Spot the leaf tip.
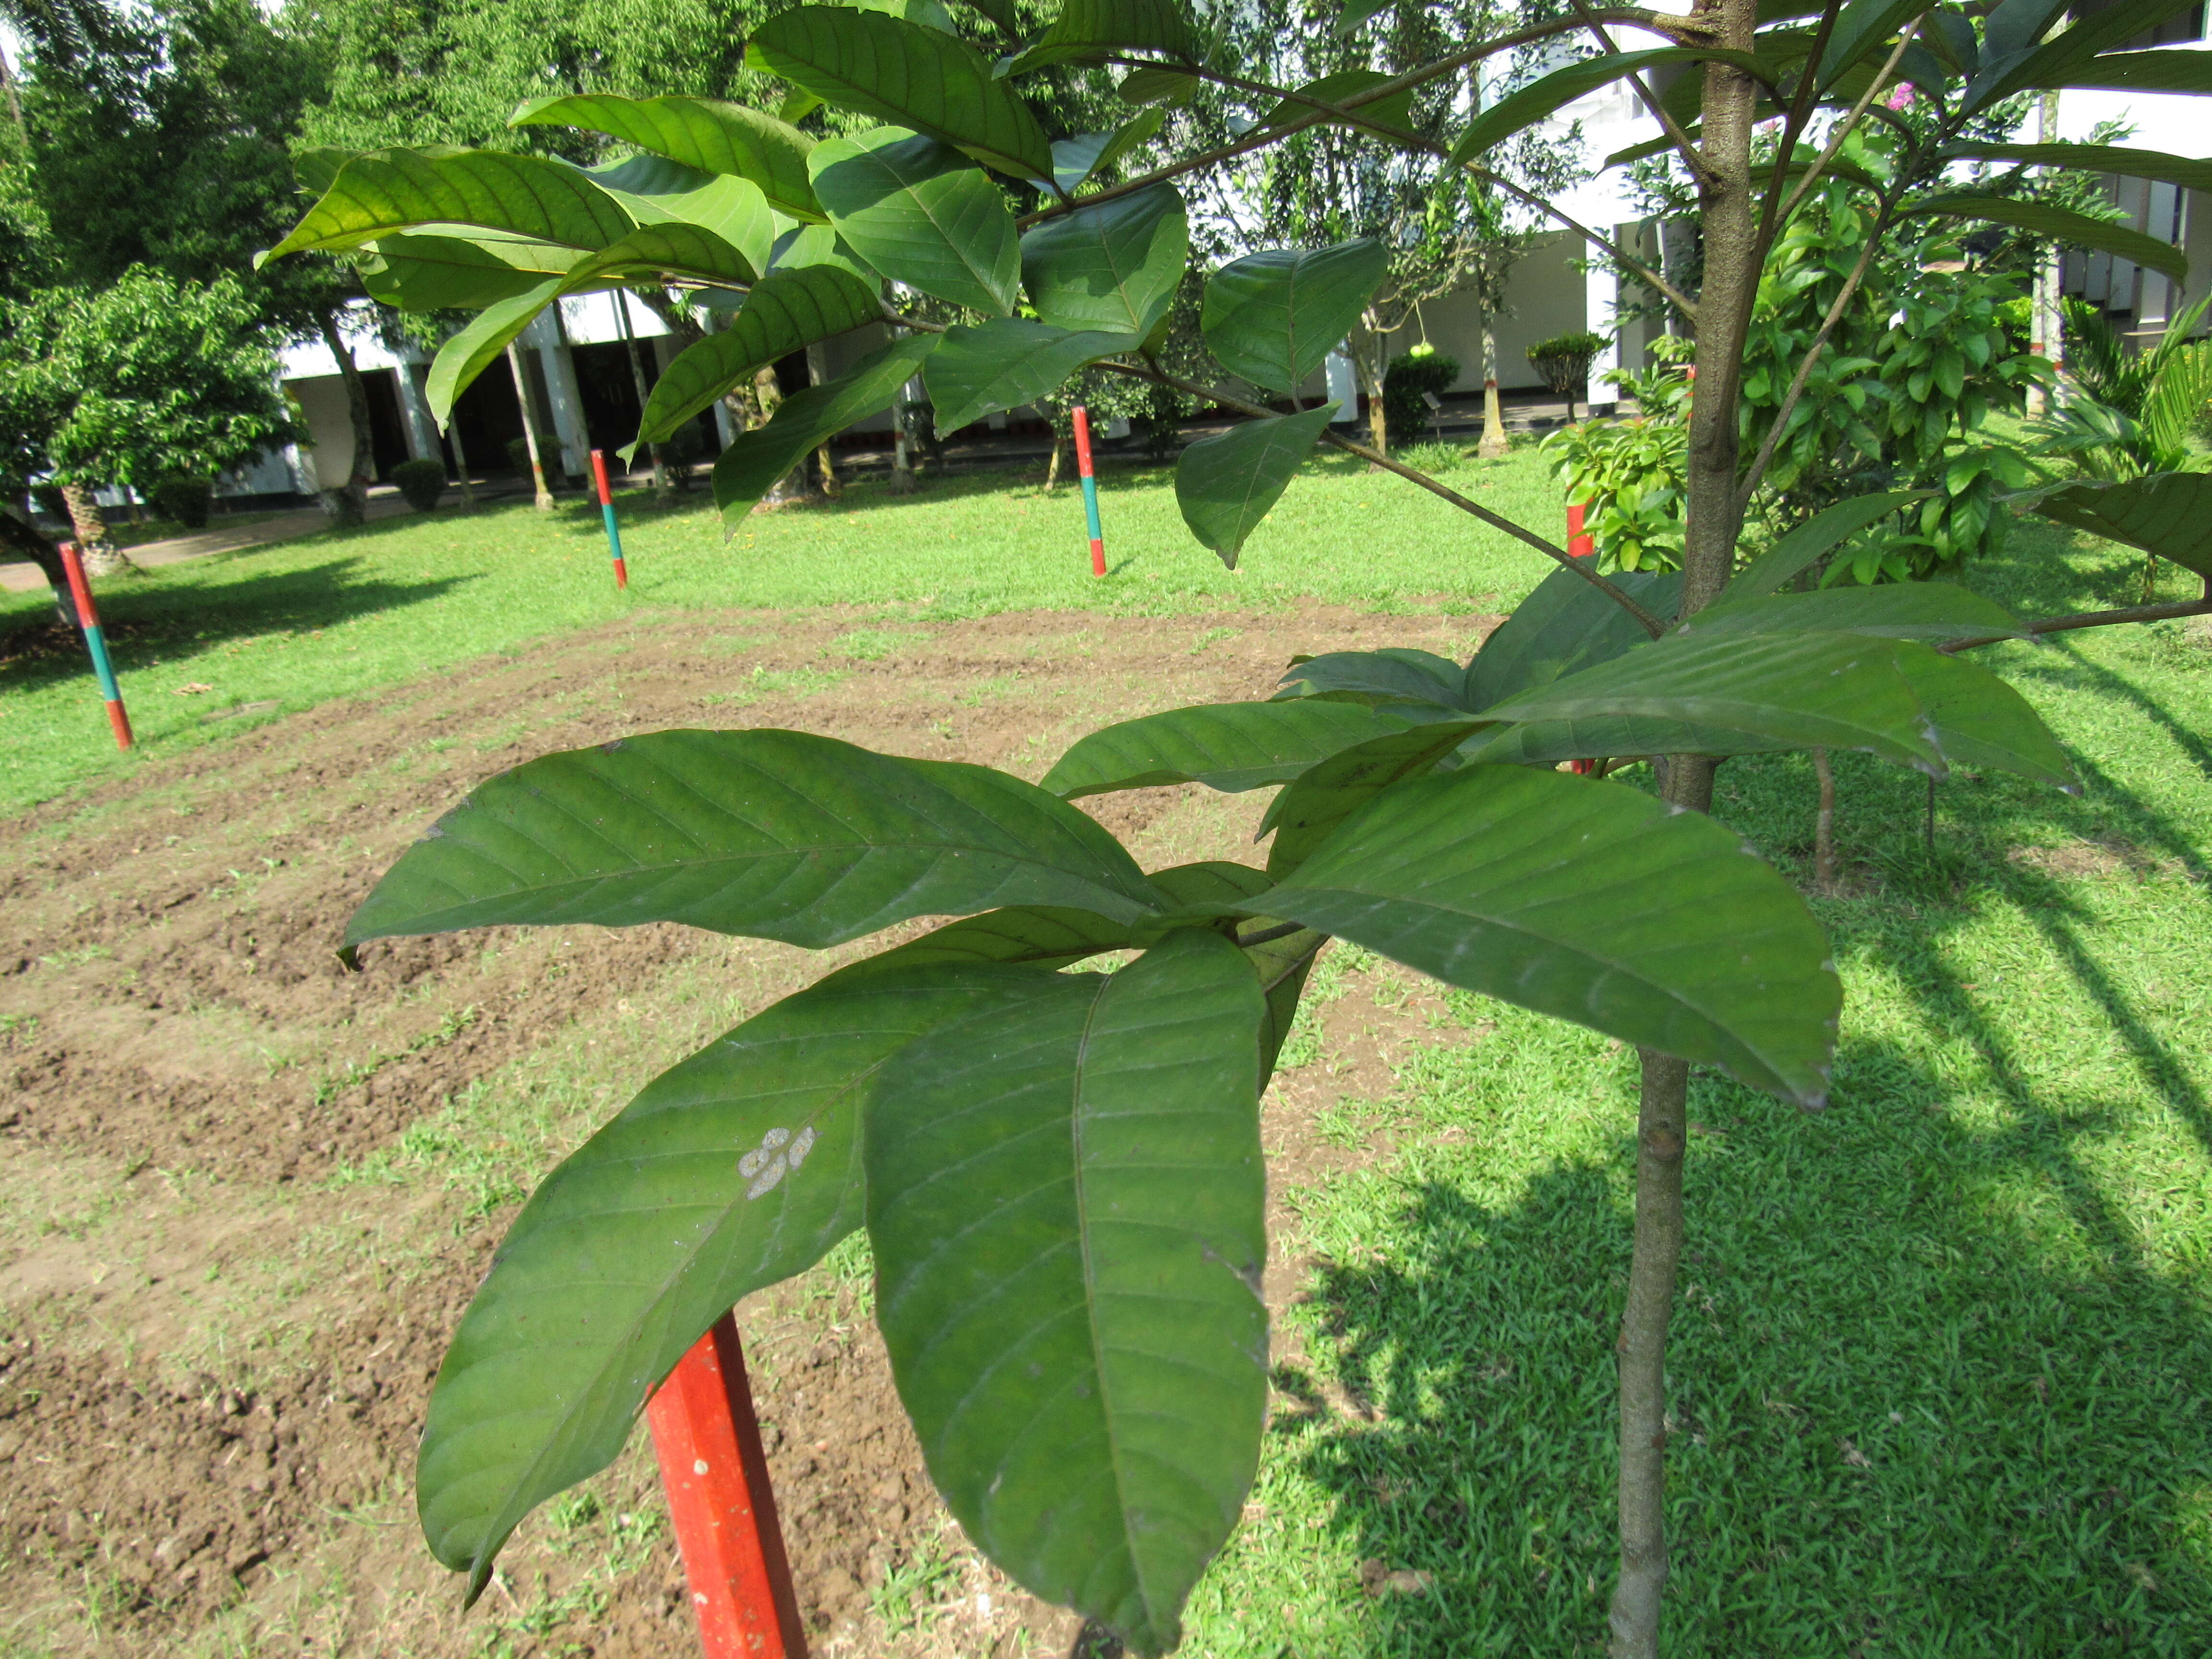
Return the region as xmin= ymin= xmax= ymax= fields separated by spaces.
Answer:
xmin=336 ymin=942 xmax=362 ymax=973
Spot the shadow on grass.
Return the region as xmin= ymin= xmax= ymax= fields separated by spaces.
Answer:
xmin=0 ymin=555 xmax=478 ymax=692
xmin=1274 ymin=1035 xmax=2212 ymax=1657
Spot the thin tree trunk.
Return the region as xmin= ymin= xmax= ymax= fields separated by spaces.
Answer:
xmin=0 ymin=503 xmax=81 ymax=625
xmin=1045 ymin=428 xmax=1067 ymax=489
xmin=0 ymin=41 xmax=24 ymax=140
xmin=1611 ymin=2 xmax=1758 ymax=1653
xmin=317 ymin=310 xmax=375 ymax=526
xmin=754 ymin=366 xmax=805 ymax=506
xmin=614 ymin=291 xmax=671 ymax=503
xmin=1812 ymin=747 xmax=1836 ymax=893
xmin=890 ymin=375 xmax=920 ymax=495
xmin=60 ymin=484 xmax=132 ymax=577
xmin=1479 ymin=317 xmax=1508 ymax=459
xmin=505 ymin=343 xmax=557 ymax=511
xmin=2028 ymin=90 xmax=2063 ymax=420
xmin=447 ymin=418 xmax=477 ymax=509
xmin=804 ymin=345 xmax=839 ymax=497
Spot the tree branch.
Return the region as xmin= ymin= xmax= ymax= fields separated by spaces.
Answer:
xmin=1748 ymin=0 xmax=1849 ymax=263
xmin=1939 ymin=581 xmax=2212 ymax=652
xmin=1566 ymin=0 xmax=1717 ymax=189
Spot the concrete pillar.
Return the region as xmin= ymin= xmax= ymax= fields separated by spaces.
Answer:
xmin=1325 ymin=346 xmax=1358 ymax=422
xmin=527 ymin=310 xmax=589 ymax=477
xmin=393 ymin=361 xmax=440 ymax=462
xmin=1586 ymin=241 xmax=1622 ymax=415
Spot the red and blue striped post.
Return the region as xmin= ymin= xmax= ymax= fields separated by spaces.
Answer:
xmin=60 ymin=542 xmax=133 ymax=751
xmin=647 ymin=1313 xmax=808 ymax=1659
xmin=1071 ymin=406 xmax=1106 ymax=577
xmin=590 ymin=449 xmax=628 ymax=589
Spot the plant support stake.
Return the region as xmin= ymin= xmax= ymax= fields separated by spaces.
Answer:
xmin=1072 ymin=405 xmax=1106 ymax=577
xmin=647 ymin=1313 xmax=808 ymax=1659
xmin=60 ymin=541 xmax=132 ymax=750
xmin=590 ymin=449 xmax=628 ymax=589
xmin=1568 ymin=501 xmax=1595 ymax=558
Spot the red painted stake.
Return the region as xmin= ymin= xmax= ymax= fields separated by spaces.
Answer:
xmin=648 ymin=1314 xmax=808 ymax=1659
xmin=60 ymin=542 xmax=133 ymax=750
xmin=590 ymin=450 xmax=629 ymax=589
xmin=1567 ymin=501 xmax=1596 ymax=559
xmin=1071 ymin=406 xmax=1106 ymax=577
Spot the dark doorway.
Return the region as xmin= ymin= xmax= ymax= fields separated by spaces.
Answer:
xmin=446 ymin=357 xmax=528 ymax=477
xmin=361 ymin=370 xmax=411 ymax=481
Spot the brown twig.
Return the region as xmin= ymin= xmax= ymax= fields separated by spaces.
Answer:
xmin=1938 ymin=582 xmax=2212 ymax=652
xmin=1566 ymin=0 xmax=1718 ymax=188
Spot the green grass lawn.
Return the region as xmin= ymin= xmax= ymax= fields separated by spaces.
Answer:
xmin=0 ymin=445 xmax=1559 ymax=812
xmin=9 ymin=439 xmax=2212 ymax=1652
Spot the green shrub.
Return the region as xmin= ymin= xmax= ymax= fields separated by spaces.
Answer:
xmin=151 ymin=474 xmax=213 ymax=529
xmin=393 ymin=457 xmax=448 ymax=512
xmin=1539 ymin=415 xmax=1686 ymax=573
xmin=1527 ymin=331 xmax=1611 ymax=411
xmin=1382 ymin=345 xmax=1459 ymax=444
xmin=505 ymin=436 xmax=532 ymax=474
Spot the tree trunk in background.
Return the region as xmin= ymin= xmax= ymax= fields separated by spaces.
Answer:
xmin=754 ymin=366 xmax=805 ymax=507
xmin=1 ymin=502 xmax=82 ymax=625
xmin=317 ymin=310 xmax=374 ymax=526
xmin=447 ymin=419 xmax=477 ymax=509
xmin=60 ymin=484 xmax=132 ymax=577
xmin=2028 ymin=90 xmax=2065 ymax=419
xmin=1610 ymin=2 xmax=1759 ymax=1654
xmin=614 ymin=292 xmax=671 ymax=503
xmin=1351 ymin=326 xmax=1389 ymax=458
xmin=1479 ymin=317 xmax=1509 ymax=458
xmin=505 ymin=343 xmax=557 ymax=511
xmin=804 ymin=345 xmax=839 ymax=498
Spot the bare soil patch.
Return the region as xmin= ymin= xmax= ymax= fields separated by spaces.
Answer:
xmin=0 ymin=601 xmax=1496 ymax=1656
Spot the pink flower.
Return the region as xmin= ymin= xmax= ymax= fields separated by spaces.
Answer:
xmin=1885 ymin=83 xmax=1916 ymax=110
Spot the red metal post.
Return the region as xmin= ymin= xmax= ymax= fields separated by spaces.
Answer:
xmin=647 ymin=1314 xmax=808 ymax=1659
xmin=60 ymin=542 xmax=133 ymax=750
xmin=1071 ymin=406 xmax=1106 ymax=577
xmin=1567 ymin=502 xmax=1595 ymax=559
xmin=590 ymin=449 xmax=629 ymax=589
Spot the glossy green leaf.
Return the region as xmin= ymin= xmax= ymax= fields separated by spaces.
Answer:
xmin=1723 ymin=490 xmax=1923 ymax=600
xmin=712 ymin=334 xmax=940 ymax=523
xmin=1021 ymin=183 xmax=1187 ymax=335
xmin=1045 ymin=132 xmax=1118 ymax=196
xmin=261 ymin=147 xmax=635 ymax=263
xmin=1274 ymin=646 xmax=1473 ymax=709
xmin=632 ymin=265 xmax=886 ymax=451
xmin=921 ymin=317 xmax=1140 ymax=435
xmin=748 ymin=6 xmax=1055 ymax=181
xmin=855 ymin=0 xmax=960 ymax=28
xmin=1462 ymin=633 xmax=2074 ymax=785
xmin=1816 ymin=0 xmax=1939 ymax=89
xmin=2029 ymin=471 xmax=2212 ymax=577
xmin=868 ymin=927 xmax=1267 ymax=1657
xmin=1945 ymin=142 xmax=2212 ymax=197
xmin=809 ymin=128 xmax=1019 ymax=313
xmin=1261 ymin=721 xmax=1477 ymax=878
xmin=1174 ymin=403 xmax=1337 ymax=569
xmin=360 ymin=232 xmax=578 ymax=311
xmin=1255 ymin=69 xmax=1415 ymax=140
xmin=424 ymin=279 xmax=563 ymax=426
xmin=1202 ymin=239 xmax=1387 ymax=396
xmin=1905 ymin=195 xmax=2187 ymax=284
xmin=1118 ymin=64 xmax=1198 ymax=105
xmin=2040 ymin=47 xmax=2212 ymax=94
xmin=1044 ymin=697 xmax=1446 ymax=799
xmin=1673 ymin=582 xmax=2027 ymax=643
xmin=292 ymin=145 xmax=355 ymax=196
xmin=1009 ymin=0 xmax=1196 ymax=73
xmin=340 ymin=724 xmax=1165 ymax=962
xmin=417 ymin=961 xmax=1053 ymax=1596
xmin=767 ymin=221 xmax=881 ymax=281
xmin=1087 ymin=106 xmax=1165 ymax=183
xmin=580 ymin=156 xmax=780 ymax=276
xmin=514 ymin=93 xmax=824 ymax=222
xmin=1242 ymin=765 xmax=1841 ymax=1105
xmin=1463 ymin=566 xmax=1679 ymax=711
xmin=1965 ymin=0 xmax=2193 ymax=107
xmin=1451 ymin=49 xmax=1684 ymax=165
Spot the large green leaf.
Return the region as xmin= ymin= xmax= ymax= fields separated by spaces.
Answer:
xmin=1450 ymin=49 xmax=1685 ymax=165
xmin=1261 ymin=721 xmax=1477 ymax=878
xmin=1242 ymin=766 xmax=1841 ymax=1105
xmin=712 ymin=333 xmax=940 ymax=523
xmin=632 ymin=265 xmax=887 ymax=451
xmin=1202 ymin=239 xmax=1387 ymax=396
xmin=1462 ymin=632 xmax=2075 ymax=785
xmin=579 ymin=156 xmax=781 ymax=276
xmin=423 ymin=224 xmax=759 ymax=421
xmin=766 ymin=220 xmax=880 ymax=281
xmin=359 ymin=232 xmax=579 ymax=311
xmin=1905 ymin=194 xmax=2187 ymax=284
xmin=424 ymin=279 xmax=564 ymax=426
xmin=921 ymin=317 xmax=1139 ymax=435
xmin=1672 ymin=582 xmax=2027 ymax=643
xmin=1175 ymin=403 xmax=1338 ymax=569
xmin=1724 ymin=490 xmax=1923 ymax=599
xmin=748 ymin=6 xmax=1055 ymax=181
xmin=809 ymin=127 xmax=1019 ymax=313
xmin=261 ymin=147 xmax=635 ymax=262
xmin=416 ymin=961 xmax=1054 ymax=1596
xmin=1274 ymin=646 xmax=1473 ymax=709
xmin=1009 ymin=0 xmax=1196 ymax=73
xmin=514 ymin=93 xmax=824 ymax=223
xmin=868 ymin=927 xmax=1267 ymax=1656
xmin=340 ymin=725 xmax=1165 ymax=962
xmin=1020 ymin=183 xmax=1188 ymax=335
xmin=1945 ymin=142 xmax=2212 ymax=197
xmin=1463 ymin=566 xmax=1680 ymax=711
xmin=2040 ymin=47 xmax=2212 ymax=94
xmin=2029 ymin=471 xmax=2212 ymax=577
xmin=1815 ymin=0 xmax=1940 ymax=89
xmin=1966 ymin=0 xmax=2196 ymax=107
xmin=1044 ymin=698 xmax=1447 ymax=798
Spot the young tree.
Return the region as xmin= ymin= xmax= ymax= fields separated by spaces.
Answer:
xmin=259 ymin=4 xmax=2212 ymax=1657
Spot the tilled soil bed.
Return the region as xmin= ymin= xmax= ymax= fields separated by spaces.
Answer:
xmin=0 ymin=602 xmax=1493 ymax=1657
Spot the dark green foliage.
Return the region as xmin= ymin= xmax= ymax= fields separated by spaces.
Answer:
xmin=392 ymin=457 xmax=448 ymax=511
xmin=150 ymin=473 xmax=213 ymax=528
xmin=1382 ymin=346 xmax=1458 ymax=444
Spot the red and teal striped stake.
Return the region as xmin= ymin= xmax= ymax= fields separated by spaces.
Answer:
xmin=1071 ymin=405 xmax=1105 ymax=577
xmin=60 ymin=541 xmax=133 ymax=751
xmin=590 ymin=449 xmax=628 ymax=589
